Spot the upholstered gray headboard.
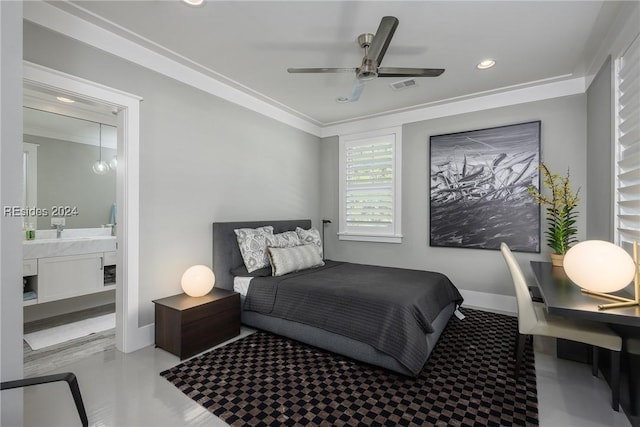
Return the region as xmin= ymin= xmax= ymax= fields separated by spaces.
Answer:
xmin=212 ymin=219 xmax=312 ymax=291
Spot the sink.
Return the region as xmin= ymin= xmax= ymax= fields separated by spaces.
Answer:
xmin=23 ymin=236 xmax=116 ymax=259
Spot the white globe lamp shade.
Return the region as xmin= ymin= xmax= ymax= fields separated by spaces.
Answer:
xmin=563 ymin=240 xmax=635 ymax=293
xmin=181 ymin=265 xmax=215 ymax=297
xmin=92 ymin=160 xmax=109 ymax=175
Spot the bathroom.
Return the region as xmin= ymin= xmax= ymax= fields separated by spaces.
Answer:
xmin=22 ymin=84 xmax=119 ymax=375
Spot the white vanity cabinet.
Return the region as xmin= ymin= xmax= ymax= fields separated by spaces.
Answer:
xmin=37 ymin=253 xmax=105 ymax=303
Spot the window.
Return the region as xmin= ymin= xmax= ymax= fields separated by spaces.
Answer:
xmin=615 ymin=34 xmax=640 ymax=252
xmin=338 ymin=127 xmax=402 ymax=243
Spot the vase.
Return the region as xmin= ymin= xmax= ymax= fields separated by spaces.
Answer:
xmin=550 ymin=253 xmax=564 ymax=267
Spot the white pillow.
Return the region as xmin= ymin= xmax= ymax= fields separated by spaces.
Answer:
xmin=272 ymin=231 xmax=301 ymax=248
xmin=296 ymin=227 xmax=323 ymax=258
xmin=234 ymin=226 xmax=274 ymax=273
xmin=267 ymin=244 xmax=324 ymax=277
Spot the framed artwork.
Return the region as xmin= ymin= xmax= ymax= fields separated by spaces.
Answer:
xmin=429 ymin=121 xmax=541 ymax=252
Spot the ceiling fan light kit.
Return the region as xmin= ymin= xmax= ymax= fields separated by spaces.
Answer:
xmin=288 ymin=16 xmax=444 ymax=102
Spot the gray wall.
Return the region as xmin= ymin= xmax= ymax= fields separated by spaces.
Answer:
xmin=321 ymin=95 xmax=587 ymax=297
xmin=24 ymin=22 xmax=321 ymax=326
xmin=1 ymin=1 xmax=24 ymax=423
xmin=586 ymin=57 xmax=613 ymax=241
xmin=23 ymin=135 xmax=117 ymax=230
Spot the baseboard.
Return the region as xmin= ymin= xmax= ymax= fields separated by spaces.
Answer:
xmin=459 ymin=289 xmax=517 ymax=316
xmin=118 ymin=323 xmax=154 ymax=353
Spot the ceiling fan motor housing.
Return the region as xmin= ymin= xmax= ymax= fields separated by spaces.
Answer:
xmin=357 ymin=58 xmax=378 ymax=81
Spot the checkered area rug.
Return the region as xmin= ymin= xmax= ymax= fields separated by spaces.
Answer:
xmin=160 ymin=308 xmax=538 ymax=426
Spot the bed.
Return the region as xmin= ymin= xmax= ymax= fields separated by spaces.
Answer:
xmin=212 ymin=219 xmax=463 ymax=376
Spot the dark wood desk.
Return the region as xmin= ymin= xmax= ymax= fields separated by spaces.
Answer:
xmin=530 ymin=261 xmax=640 ymax=327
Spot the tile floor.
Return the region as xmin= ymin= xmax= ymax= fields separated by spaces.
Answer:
xmin=21 ymin=327 xmax=633 ymax=427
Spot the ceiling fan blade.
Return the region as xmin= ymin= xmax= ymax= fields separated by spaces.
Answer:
xmin=378 ymin=67 xmax=445 ymax=77
xmin=366 ymin=16 xmax=399 ymax=65
xmin=287 ymin=67 xmax=355 ymax=74
xmin=348 ymin=81 xmax=365 ymax=102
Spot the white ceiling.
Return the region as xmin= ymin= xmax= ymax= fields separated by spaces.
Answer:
xmin=50 ymin=1 xmax=624 ymax=126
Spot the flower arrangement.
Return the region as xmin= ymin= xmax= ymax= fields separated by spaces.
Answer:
xmin=528 ymin=164 xmax=580 ymax=255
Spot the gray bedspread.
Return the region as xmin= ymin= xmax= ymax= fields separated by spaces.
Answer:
xmin=243 ymin=261 xmax=463 ymax=375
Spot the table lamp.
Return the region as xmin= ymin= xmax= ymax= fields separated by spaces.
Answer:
xmin=181 ymin=265 xmax=215 ymax=297
xmin=563 ymin=240 xmax=639 ymax=310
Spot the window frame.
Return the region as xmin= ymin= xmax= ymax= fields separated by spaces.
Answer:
xmin=338 ymin=126 xmax=403 ymax=243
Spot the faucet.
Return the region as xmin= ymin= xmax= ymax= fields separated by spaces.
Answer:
xmin=54 ymin=223 xmax=64 ymax=239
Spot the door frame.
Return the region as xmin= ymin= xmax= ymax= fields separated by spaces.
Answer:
xmin=23 ymin=61 xmax=146 ymax=352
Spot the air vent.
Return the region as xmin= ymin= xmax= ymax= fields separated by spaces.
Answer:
xmin=390 ymin=78 xmax=418 ymax=91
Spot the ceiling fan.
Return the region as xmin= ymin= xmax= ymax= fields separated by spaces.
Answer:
xmin=287 ymin=16 xmax=445 ymax=102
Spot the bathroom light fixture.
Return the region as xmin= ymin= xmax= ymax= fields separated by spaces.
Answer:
xmin=92 ymin=123 xmax=109 ymax=175
xmin=563 ymin=240 xmax=639 ymax=310
xmin=476 ymin=59 xmax=496 ymax=70
xmin=181 ymin=265 xmax=215 ymax=297
xmin=56 ymin=96 xmax=75 ymax=104
xmin=109 ymin=156 xmax=118 ymax=170
xmin=182 ymin=0 xmax=205 ymax=6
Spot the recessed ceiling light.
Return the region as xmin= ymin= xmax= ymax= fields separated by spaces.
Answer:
xmin=336 ymin=96 xmax=350 ymax=104
xmin=182 ymin=0 xmax=205 ymax=6
xmin=477 ymin=59 xmax=496 ymax=70
xmin=56 ymin=96 xmax=75 ymax=103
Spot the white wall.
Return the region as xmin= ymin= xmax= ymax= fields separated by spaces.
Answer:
xmin=23 ymin=22 xmax=321 ymax=326
xmin=586 ymin=57 xmax=613 ymax=241
xmin=0 ymin=1 xmax=24 ymax=424
xmin=321 ymin=95 xmax=587 ymax=298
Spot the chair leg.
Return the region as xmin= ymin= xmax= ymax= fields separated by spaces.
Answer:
xmin=515 ymin=333 xmax=528 ymax=377
xmin=592 ymin=346 xmax=599 ymax=377
xmin=611 ymin=350 xmax=620 ymax=412
xmin=1 ymin=372 xmax=88 ymax=427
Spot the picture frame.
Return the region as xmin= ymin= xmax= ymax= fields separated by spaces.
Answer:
xmin=429 ymin=121 xmax=541 ymax=252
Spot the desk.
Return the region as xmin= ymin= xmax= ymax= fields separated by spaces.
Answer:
xmin=531 ymin=261 xmax=640 ymax=426
xmin=530 ymin=261 xmax=640 ymax=327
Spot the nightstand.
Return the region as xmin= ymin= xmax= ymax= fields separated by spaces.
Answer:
xmin=153 ymin=288 xmax=240 ymax=359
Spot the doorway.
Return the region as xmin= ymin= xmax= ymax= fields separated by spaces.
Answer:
xmin=23 ymin=62 xmax=143 ymax=354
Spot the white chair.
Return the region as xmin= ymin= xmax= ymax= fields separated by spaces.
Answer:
xmin=500 ymin=242 xmax=622 ymax=411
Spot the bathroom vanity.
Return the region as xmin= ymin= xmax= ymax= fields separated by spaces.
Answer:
xmin=23 ymin=228 xmax=117 ymax=306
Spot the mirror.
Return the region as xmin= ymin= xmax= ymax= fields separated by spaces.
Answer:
xmin=23 ymin=87 xmax=118 ymax=230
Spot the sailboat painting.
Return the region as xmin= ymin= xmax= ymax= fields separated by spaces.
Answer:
xmin=429 ymin=121 xmax=541 ymax=252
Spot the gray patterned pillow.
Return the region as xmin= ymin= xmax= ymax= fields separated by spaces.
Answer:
xmin=267 ymin=244 xmax=324 ymax=277
xmin=296 ymin=227 xmax=323 ymax=258
xmin=272 ymin=231 xmax=301 ymax=248
xmin=234 ymin=226 xmax=275 ymax=272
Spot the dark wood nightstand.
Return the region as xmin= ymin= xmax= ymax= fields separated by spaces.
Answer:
xmin=153 ymin=288 xmax=240 ymax=359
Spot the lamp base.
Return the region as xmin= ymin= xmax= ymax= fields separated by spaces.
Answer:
xmin=581 ymin=289 xmax=640 ymax=310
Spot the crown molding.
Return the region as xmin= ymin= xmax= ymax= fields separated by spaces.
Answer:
xmin=584 ymin=1 xmax=640 ymax=90
xmin=320 ymin=76 xmax=585 ymax=137
xmin=23 ymin=1 xmax=323 ymax=137
xmin=25 ymin=1 xmax=591 ymax=140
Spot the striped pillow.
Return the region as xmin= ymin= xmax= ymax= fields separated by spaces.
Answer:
xmin=267 ymin=244 xmax=324 ymax=277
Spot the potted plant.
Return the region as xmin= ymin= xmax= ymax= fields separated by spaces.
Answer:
xmin=528 ymin=164 xmax=580 ymax=266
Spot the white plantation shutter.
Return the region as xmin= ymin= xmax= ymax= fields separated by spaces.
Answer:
xmin=616 ymin=34 xmax=640 ymax=252
xmin=339 ymin=127 xmax=402 ymax=243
